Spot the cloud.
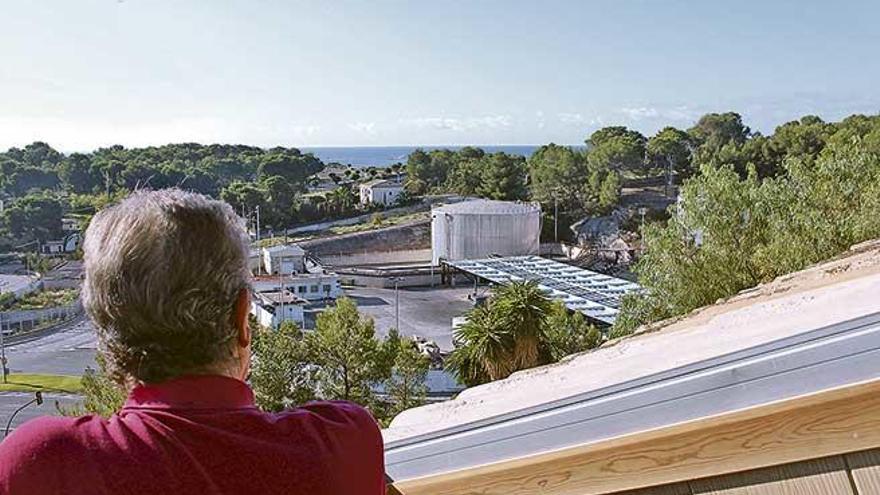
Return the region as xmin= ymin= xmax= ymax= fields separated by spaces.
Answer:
xmin=619 ymin=107 xmax=660 ymax=121
xmin=558 ymin=113 xmax=602 ymax=126
xmin=619 ymin=106 xmax=701 ymax=123
xmin=400 ymin=115 xmax=512 ymax=132
xmin=347 ymin=122 xmax=377 ymax=134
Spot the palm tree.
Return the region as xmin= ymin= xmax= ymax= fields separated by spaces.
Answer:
xmin=492 ymin=281 xmax=554 ymax=371
xmin=447 ymin=281 xmax=553 ymax=385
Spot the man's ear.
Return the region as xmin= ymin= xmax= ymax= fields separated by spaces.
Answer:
xmin=234 ymin=288 xmax=251 ymax=349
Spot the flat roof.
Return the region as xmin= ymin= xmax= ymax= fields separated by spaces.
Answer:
xmin=262 ymin=244 xmax=306 ymax=255
xmin=447 ymin=255 xmax=641 ymax=324
xmin=432 ymin=199 xmax=540 ymax=215
xmin=254 ymin=290 xmax=306 ymax=305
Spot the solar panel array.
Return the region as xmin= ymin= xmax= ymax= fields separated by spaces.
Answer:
xmin=448 ymin=255 xmax=642 ymax=325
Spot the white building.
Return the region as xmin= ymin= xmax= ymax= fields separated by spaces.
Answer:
xmin=359 ymin=179 xmax=405 ymax=207
xmin=431 ymin=199 xmax=541 ymax=265
xmin=250 ymin=290 xmax=306 ymax=329
xmin=253 ymin=273 xmax=342 ymax=301
xmin=262 ymin=244 xmax=306 ymax=275
xmin=40 ymin=233 xmax=81 ymax=255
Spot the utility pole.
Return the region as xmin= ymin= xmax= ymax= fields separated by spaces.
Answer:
xmin=255 ymin=205 xmax=261 ymax=242
xmin=0 ymin=312 xmax=7 ymax=383
xmin=393 ymin=277 xmax=401 ymax=331
xmin=554 ymin=195 xmax=559 ymax=243
xmin=278 ymin=267 xmax=284 ymax=329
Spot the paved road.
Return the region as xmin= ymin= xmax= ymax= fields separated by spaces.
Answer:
xmin=341 ymin=286 xmax=475 ymax=351
xmin=0 ymin=285 xmax=470 ymax=434
xmin=4 ymin=317 xmax=97 ymax=376
xmin=1 ymin=318 xmax=97 ymax=435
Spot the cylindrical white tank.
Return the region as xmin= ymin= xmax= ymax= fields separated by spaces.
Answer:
xmin=431 ymin=199 xmax=542 ymax=265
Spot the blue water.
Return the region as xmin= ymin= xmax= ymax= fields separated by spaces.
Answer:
xmin=300 ymin=145 xmax=567 ymax=168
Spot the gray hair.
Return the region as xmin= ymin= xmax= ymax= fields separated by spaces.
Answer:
xmin=82 ymin=189 xmax=251 ymax=385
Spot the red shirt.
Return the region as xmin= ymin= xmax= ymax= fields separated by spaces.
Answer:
xmin=0 ymin=375 xmax=385 ymax=495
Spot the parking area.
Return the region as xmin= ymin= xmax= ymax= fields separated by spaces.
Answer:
xmin=305 ymin=285 xmax=476 ymax=351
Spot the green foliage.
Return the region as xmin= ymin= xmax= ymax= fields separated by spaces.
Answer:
xmin=476 ymin=152 xmax=528 ymax=201
xmin=647 ymin=127 xmax=694 ymax=177
xmin=305 ymin=297 xmax=385 ymax=407
xmin=383 ymin=337 xmax=430 ymax=419
xmin=57 ymin=355 xmax=126 ymax=417
xmin=614 ymin=124 xmax=880 ymax=335
xmin=1 ymin=192 xmax=64 ymax=244
xmin=544 ymin=302 xmax=602 ymax=361
xmin=448 ymin=282 xmax=599 ymax=385
xmin=9 ymin=288 xmax=78 ymax=310
xmin=587 ymin=126 xmax=648 ymax=176
xmin=250 ymin=321 xmax=316 ymax=412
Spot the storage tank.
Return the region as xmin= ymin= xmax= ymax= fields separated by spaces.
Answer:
xmin=431 ymin=199 xmax=541 ymax=265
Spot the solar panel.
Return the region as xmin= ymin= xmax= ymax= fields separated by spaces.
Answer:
xmin=447 ymin=255 xmax=642 ymax=325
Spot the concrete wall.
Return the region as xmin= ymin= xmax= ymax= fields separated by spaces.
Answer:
xmin=319 ymin=249 xmax=432 ymax=268
xmin=304 ymin=222 xmax=431 ymax=263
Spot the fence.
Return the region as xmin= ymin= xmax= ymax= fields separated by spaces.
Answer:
xmin=0 ymin=300 xmax=83 ymax=336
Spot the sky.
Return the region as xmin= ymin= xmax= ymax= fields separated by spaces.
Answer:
xmin=1 ymin=0 xmax=878 ymax=150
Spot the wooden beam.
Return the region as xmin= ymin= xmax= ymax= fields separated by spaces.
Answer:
xmin=394 ymin=379 xmax=880 ymax=495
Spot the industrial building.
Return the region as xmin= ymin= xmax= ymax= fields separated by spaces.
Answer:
xmin=253 ymin=273 xmax=342 ymax=301
xmin=431 ymin=199 xmax=541 ymax=265
xmin=446 ymin=255 xmax=641 ymax=325
xmin=261 ymin=244 xmax=306 ymax=275
xmin=249 ymin=289 xmax=306 ymax=328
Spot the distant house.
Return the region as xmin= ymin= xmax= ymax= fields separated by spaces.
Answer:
xmin=250 ymin=289 xmax=306 ymax=329
xmin=262 ymin=244 xmax=306 ymax=275
xmin=359 ymin=179 xmax=404 ymax=207
xmin=61 ymin=218 xmax=80 ymax=232
xmin=40 ymin=233 xmax=81 ymax=255
xmin=253 ymin=272 xmax=342 ymax=301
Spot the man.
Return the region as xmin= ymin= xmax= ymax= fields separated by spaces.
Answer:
xmin=0 ymin=190 xmax=385 ymax=495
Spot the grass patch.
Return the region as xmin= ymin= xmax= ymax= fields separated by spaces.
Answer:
xmin=9 ymin=289 xmax=79 ymax=310
xmin=329 ymin=211 xmax=428 ymax=235
xmin=0 ymin=374 xmax=83 ymax=394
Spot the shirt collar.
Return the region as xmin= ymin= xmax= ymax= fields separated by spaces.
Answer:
xmin=123 ymin=374 xmax=256 ymax=410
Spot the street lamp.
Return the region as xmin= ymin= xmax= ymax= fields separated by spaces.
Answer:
xmin=4 ymin=392 xmax=43 ymax=438
xmin=391 ymin=277 xmax=402 ymax=331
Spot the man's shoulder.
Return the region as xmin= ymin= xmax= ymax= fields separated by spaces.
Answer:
xmin=0 ymin=414 xmax=103 ymax=488
xmin=281 ymin=400 xmax=382 ymax=444
xmin=292 ymin=400 xmax=379 ymax=431
xmin=1 ymin=414 xmax=103 ymax=459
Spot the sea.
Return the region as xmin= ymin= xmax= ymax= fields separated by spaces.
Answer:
xmin=300 ymin=145 xmax=558 ymax=168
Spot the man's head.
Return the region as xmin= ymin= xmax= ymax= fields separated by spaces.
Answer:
xmin=82 ymin=189 xmax=252 ymax=387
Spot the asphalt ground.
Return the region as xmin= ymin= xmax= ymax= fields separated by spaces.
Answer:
xmin=0 ymin=284 xmax=473 ymax=434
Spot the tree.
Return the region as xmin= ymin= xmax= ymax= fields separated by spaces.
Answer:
xmin=688 ymin=112 xmax=751 ymax=149
xmin=447 ymin=281 xmax=553 ymax=385
xmin=586 ymin=126 xmax=647 ymax=175
xmin=544 ymin=302 xmax=602 ymax=361
xmin=250 ymin=321 xmax=315 ymax=411
xmin=597 ymin=172 xmax=621 ymax=210
xmin=383 ymin=337 xmax=430 ymax=418
xmin=445 ymin=158 xmax=484 ymax=196
xmin=614 ymin=129 xmax=880 ymax=335
xmin=306 ymin=297 xmax=384 ymax=406
xmin=1 ymin=192 xmax=65 ymax=243
xmin=647 ymin=127 xmax=694 ymax=179
xmin=59 ymin=153 xmax=101 ymax=194
xmin=477 ymin=152 xmax=528 ymax=201
xmin=56 ymin=354 xmax=125 ymax=417
xmin=528 ymin=144 xmax=588 ymax=211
